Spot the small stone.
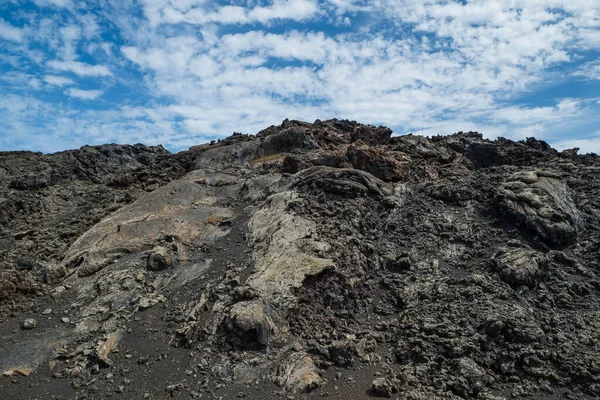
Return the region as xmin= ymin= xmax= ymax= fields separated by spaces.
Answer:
xmin=372 ymin=377 xmax=397 ymax=398
xmin=146 ymin=246 xmax=175 ymax=271
xmin=21 ymin=318 xmax=37 ymax=330
xmin=42 ymin=309 xmax=52 ymax=315
xmin=138 ymin=295 xmax=165 ymax=310
xmin=61 ymin=317 xmax=70 ymax=324
xmin=138 ymin=298 xmax=155 ymax=309
xmin=137 ymin=356 xmax=149 ymax=365
xmin=13 ymin=367 xmax=32 ymax=376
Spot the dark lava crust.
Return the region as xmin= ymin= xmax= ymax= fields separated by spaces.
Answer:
xmin=1 ymin=119 xmax=600 ymax=400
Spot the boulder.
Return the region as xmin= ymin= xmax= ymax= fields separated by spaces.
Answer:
xmin=275 ymin=352 xmax=322 ymax=393
xmin=347 ymin=146 xmax=403 ymax=182
xmin=498 ymin=170 xmax=580 ymax=244
xmin=492 ymin=246 xmax=548 ymax=288
xmin=350 ymin=125 xmax=393 ymax=145
xmin=292 ymin=166 xmax=393 ymax=198
xmin=224 ymin=301 xmax=279 ymax=348
xmin=146 ymin=246 xmax=175 ymax=271
xmin=254 ymin=127 xmax=319 ymax=159
xmin=372 ymin=377 xmax=399 ymax=398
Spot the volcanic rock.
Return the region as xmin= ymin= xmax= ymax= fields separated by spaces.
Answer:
xmin=21 ymin=318 xmax=37 ymax=330
xmin=1 ymin=119 xmax=599 ymax=400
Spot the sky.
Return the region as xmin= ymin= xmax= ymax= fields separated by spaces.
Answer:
xmin=1 ymin=0 xmax=600 ymax=154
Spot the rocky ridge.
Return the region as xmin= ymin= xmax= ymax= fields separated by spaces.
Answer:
xmin=0 ymin=119 xmax=599 ymax=399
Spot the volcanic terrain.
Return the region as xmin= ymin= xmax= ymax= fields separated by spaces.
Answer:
xmin=1 ymin=119 xmax=599 ymax=399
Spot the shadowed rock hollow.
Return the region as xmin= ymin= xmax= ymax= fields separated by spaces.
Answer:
xmin=1 ymin=119 xmax=599 ymax=399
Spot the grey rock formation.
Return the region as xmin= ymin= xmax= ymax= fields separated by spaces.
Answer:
xmin=498 ymin=169 xmax=581 ymax=244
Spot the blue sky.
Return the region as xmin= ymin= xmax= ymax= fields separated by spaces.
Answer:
xmin=1 ymin=0 xmax=600 ymax=154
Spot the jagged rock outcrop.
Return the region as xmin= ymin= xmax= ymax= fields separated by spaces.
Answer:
xmin=1 ymin=119 xmax=600 ymax=400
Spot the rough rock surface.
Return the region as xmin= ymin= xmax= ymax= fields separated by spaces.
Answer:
xmin=1 ymin=119 xmax=600 ymax=400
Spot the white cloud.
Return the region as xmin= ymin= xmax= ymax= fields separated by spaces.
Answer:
xmin=48 ymin=60 xmax=112 ymax=76
xmin=144 ymin=0 xmax=319 ymax=26
xmin=576 ymin=60 xmax=600 ymax=80
xmin=65 ymin=88 xmax=103 ymax=100
xmin=28 ymin=78 xmax=42 ymax=90
xmin=0 ymin=19 xmax=24 ymax=42
xmin=219 ymin=30 xmax=337 ymax=64
xmin=2 ymin=1 xmax=600 ymax=153
xmin=34 ymin=0 xmax=72 ymax=8
xmin=552 ymin=136 xmax=600 ymax=154
xmin=101 ymin=0 xmax=600 ymax=152
xmin=246 ymin=0 xmax=318 ymax=24
xmin=43 ymin=75 xmax=75 ymax=86
xmin=492 ymin=100 xmax=582 ymax=125
xmin=58 ymin=25 xmax=82 ymax=60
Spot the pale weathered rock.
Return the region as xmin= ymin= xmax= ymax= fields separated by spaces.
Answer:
xmin=224 ymin=300 xmax=280 ymax=347
xmin=247 ymin=190 xmax=334 ymax=297
xmin=492 ymin=246 xmax=547 ymax=288
xmin=372 ymin=377 xmax=398 ymax=398
xmin=21 ymin=318 xmax=37 ymax=330
xmin=509 ymin=170 xmax=539 ymax=184
xmin=63 ymin=171 xmax=234 ymax=278
xmin=96 ymin=330 xmax=124 ymax=366
xmin=498 ymin=171 xmax=580 ymax=244
xmin=138 ymin=294 xmax=166 ymax=310
xmin=275 ymin=352 xmax=322 ymax=393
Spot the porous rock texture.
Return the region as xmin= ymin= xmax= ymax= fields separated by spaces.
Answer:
xmin=1 ymin=119 xmax=600 ymax=399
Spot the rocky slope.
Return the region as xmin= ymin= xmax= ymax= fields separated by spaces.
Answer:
xmin=1 ymin=119 xmax=599 ymax=400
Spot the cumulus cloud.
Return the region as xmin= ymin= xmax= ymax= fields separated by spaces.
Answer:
xmin=65 ymin=88 xmax=103 ymax=100
xmin=493 ymin=100 xmax=583 ymax=125
xmin=43 ymin=75 xmax=75 ymax=86
xmin=576 ymin=60 xmax=600 ymax=80
xmin=28 ymin=78 xmax=42 ymax=90
xmin=33 ymin=0 xmax=72 ymax=8
xmin=48 ymin=60 xmax=112 ymax=77
xmin=0 ymin=19 xmax=24 ymax=42
xmin=553 ymin=132 xmax=600 ymax=154
xmin=143 ymin=0 xmax=319 ymax=26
